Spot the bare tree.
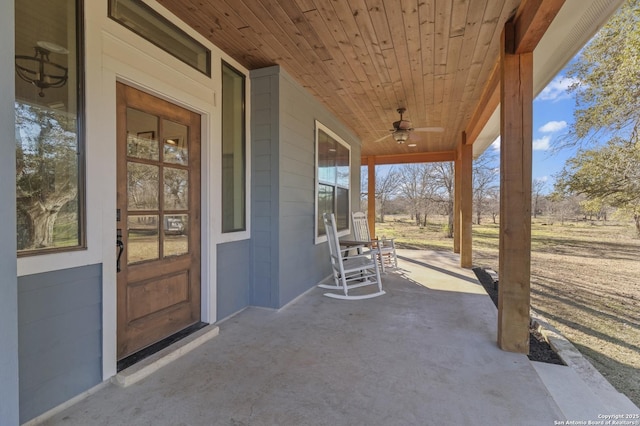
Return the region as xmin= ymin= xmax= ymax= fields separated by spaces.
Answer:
xmin=532 ymin=178 xmax=547 ymax=218
xmin=359 ymin=166 xmax=401 ymax=222
xmin=376 ymin=167 xmax=399 ymax=223
xmin=487 ymin=189 xmax=500 ymax=224
xmin=473 ymin=152 xmax=499 ymax=225
xmin=397 ymin=163 xmax=436 ymax=226
xmin=432 ymin=162 xmax=455 ymax=237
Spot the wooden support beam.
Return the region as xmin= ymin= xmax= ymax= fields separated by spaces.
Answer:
xmin=453 ymin=148 xmax=461 ymax=254
xmin=465 ymin=62 xmax=500 ymax=146
xmin=498 ymin=21 xmax=533 ymax=354
xmin=367 ymin=156 xmax=376 ymax=238
xmin=513 ymin=0 xmax=566 ymax=54
xmin=361 ymin=150 xmax=456 ymax=166
xmin=465 ymin=0 xmax=564 ymax=146
xmin=460 ymin=133 xmax=473 ymax=268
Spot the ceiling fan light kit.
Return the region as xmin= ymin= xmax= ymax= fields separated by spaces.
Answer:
xmin=393 ymin=128 xmax=410 ymax=143
xmin=374 ymin=107 xmax=444 ymax=144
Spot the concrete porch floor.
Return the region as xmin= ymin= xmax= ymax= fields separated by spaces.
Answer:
xmin=38 ymin=249 xmax=638 ymax=426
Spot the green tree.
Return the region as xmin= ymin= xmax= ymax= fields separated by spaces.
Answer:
xmin=556 ymin=138 xmax=640 ymax=234
xmin=557 ymin=0 xmax=640 ymax=235
xmin=565 ymin=0 xmax=640 ymax=144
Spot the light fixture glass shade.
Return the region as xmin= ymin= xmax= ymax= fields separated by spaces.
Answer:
xmin=393 ymin=129 xmax=410 ymax=143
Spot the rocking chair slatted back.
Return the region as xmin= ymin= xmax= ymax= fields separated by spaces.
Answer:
xmin=351 ymin=212 xmax=398 ymax=270
xmin=319 ymin=213 xmax=385 ymax=300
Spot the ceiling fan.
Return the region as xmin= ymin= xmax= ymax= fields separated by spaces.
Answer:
xmin=373 ymin=108 xmax=444 ymax=144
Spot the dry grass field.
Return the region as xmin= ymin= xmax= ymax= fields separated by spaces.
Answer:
xmin=376 ymin=215 xmax=640 ymax=407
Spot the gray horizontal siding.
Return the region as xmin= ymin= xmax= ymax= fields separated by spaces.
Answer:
xmin=250 ymin=68 xmax=280 ymax=309
xmin=277 ymin=68 xmax=361 ymax=306
xmin=217 ymin=240 xmax=251 ymax=320
xmin=18 ymin=264 xmax=102 ymax=424
xmin=249 ymin=65 xmax=362 ymax=309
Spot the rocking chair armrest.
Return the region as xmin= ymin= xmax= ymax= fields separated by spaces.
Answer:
xmin=373 ymin=237 xmax=395 ymax=248
xmin=342 ymin=251 xmax=378 ymax=261
xmin=339 ymin=244 xmax=367 ymax=254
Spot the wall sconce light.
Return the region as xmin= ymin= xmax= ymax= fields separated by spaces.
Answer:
xmin=15 ymin=41 xmax=68 ymax=97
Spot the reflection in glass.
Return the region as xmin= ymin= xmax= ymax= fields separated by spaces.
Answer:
xmin=164 ymin=168 xmax=188 ymax=210
xmin=221 ymin=62 xmax=246 ymax=233
xmin=336 ymin=187 xmax=349 ymax=231
xmin=315 ymin=124 xmax=350 ymax=238
xmin=126 ymin=108 xmax=159 ymax=160
xmin=128 ymin=162 xmax=159 ymax=210
xmin=163 ymin=119 xmax=188 ymax=165
xmin=164 ymin=214 xmax=188 ymax=257
xmin=318 ymin=130 xmax=336 ymax=184
xmin=108 ymin=0 xmax=211 ymax=76
xmin=15 ymin=0 xmax=83 ymax=253
xmin=317 ymin=184 xmax=334 ymax=236
xmin=336 ymin=143 xmax=350 ymax=188
xmin=127 ymin=215 xmax=159 ymax=263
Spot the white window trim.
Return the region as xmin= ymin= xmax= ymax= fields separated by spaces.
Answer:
xmin=314 ymin=120 xmax=351 ymax=244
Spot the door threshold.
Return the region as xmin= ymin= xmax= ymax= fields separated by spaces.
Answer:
xmin=113 ymin=323 xmax=218 ymax=388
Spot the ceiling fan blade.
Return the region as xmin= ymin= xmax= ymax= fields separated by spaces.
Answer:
xmin=372 ymin=134 xmax=391 ymax=143
xmin=413 ymin=127 xmax=445 ymax=132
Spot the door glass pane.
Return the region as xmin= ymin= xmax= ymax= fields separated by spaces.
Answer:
xmin=164 ymin=214 xmax=188 ymax=257
xmin=128 ymin=162 xmax=159 ymax=210
xmin=126 ymin=108 xmax=159 ymax=160
xmin=164 ymin=167 xmax=188 ymax=210
xmin=163 ymin=119 xmax=188 ymax=165
xmin=127 ymin=215 xmax=159 ymax=263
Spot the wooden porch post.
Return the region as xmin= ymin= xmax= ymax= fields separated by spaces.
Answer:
xmin=367 ymin=156 xmax=376 ymax=238
xmin=453 ymin=150 xmax=461 ymax=254
xmin=460 ymin=133 xmax=473 ymax=268
xmin=498 ymin=21 xmax=533 ymax=353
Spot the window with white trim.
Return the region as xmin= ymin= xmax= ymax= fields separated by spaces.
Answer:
xmin=315 ymin=121 xmax=350 ymax=242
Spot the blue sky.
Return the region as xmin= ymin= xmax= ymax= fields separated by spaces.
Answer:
xmin=489 ymin=72 xmax=580 ymax=194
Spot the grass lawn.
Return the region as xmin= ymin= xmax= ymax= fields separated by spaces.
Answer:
xmin=376 ymin=215 xmax=640 ymax=407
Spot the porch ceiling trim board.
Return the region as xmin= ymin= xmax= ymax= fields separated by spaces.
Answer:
xmin=465 ymin=0 xmax=565 ymax=146
xmin=361 ymin=151 xmax=456 ymax=166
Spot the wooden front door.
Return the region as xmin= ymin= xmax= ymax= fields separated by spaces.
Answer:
xmin=116 ymin=83 xmax=201 ymax=360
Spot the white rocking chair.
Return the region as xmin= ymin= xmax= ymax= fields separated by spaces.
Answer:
xmin=352 ymin=211 xmax=398 ymax=271
xmin=318 ymin=213 xmax=385 ymax=300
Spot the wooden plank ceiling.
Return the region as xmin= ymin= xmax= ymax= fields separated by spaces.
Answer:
xmin=157 ymin=0 xmax=522 ymax=158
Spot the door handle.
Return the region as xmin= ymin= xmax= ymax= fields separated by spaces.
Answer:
xmin=116 ymin=229 xmax=124 ymax=272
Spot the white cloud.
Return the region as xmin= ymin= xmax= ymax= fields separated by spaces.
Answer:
xmin=539 ymin=120 xmax=567 ymax=133
xmin=490 ymin=135 xmax=549 ymax=151
xmin=491 ymin=136 xmax=501 ymax=151
xmin=537 ymin=76 xmax=579 ymax=102
xmin=532 ymin=135 xmax=551 ymax=151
